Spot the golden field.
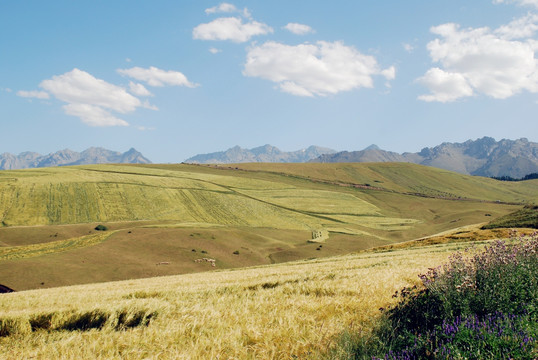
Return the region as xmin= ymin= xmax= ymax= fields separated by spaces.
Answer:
xmin=0 ymin=241 xmax=480 ymax=359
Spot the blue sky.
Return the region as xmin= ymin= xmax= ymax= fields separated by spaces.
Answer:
xmin=1 ymin=0 xmax=537 ymax=162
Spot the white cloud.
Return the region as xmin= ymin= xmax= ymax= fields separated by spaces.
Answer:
xmin=205 ymin=3 xmax=238 ymax=14
xmin=381 ymin=66 xmax=396 ymax=80
xmin=193 ymin=17 xmax=273 ymax=42
xmin=63 ymin=103 xmax=129 ymax=127
xmin=493 ymin=0 xmax=538 ymax=7
xmin=38 ymin=68 xmax=145 ymax=126
xmin=142 ymin=100 xmax=158 ymax=111
xmin=283 ymin=23 xmax=314 ymax=35
xmin=27 ymin=67 xmax=190 ymax=127
xmin=417 ymin=68 xmax=474 ymax=102
xmin=118 ymin=66 xmax=198 ymax=87
xmin=418 ymin=17 xmax=538 ymax=102
xmin=205 ymin=3 xmax=251 ymax=18
xmin=41 ymin=68 xmax=141 ymax=113
xmin=16 ymin=90 xmax=50 ymax=99
xmin=209 ymin=47 xmax=222 ymax=54
xmin=495 ymin=13 xmax=538 ymax=39
xmin=128 ymin=81 xmax=153 ymax=96
xmin=243 ymin=41 xmax=394 ymax=97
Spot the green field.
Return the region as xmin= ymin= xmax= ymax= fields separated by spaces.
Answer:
xmin=0 ymin=163 xmax=536 ymax=290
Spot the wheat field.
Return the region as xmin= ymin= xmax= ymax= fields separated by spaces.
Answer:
xmin=0 ymin=241 xmax=477 ymax=359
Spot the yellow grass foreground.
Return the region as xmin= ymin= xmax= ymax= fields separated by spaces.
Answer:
xmin=0 ymin=242 xmax=475 ymax=359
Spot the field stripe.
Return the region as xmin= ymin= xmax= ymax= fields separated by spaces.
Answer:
xmin=0 ymin=231 xmax=115 ymax=261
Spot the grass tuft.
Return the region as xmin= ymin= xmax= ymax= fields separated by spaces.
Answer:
xmin=0 ymin=307 xmax=158 ymax=337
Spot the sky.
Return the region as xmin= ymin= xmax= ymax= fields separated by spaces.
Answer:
xmin=1 ymin=0 xmax=538 ymax=163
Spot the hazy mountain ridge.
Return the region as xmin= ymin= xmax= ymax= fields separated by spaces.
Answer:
xmin=185 ymin=145 xmax=336 ymax=164
xmin=0 ymin=147 xmax=151 ymax=170
xmin=312 ymin=137 xmax=538 ymax=178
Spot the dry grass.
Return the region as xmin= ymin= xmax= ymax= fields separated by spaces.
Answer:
xmin=0 ymin=242 xmax=470 ymax=359
xmin=0 ymin=231 xmax=114 ymax=261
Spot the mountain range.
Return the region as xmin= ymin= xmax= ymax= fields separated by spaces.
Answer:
xmin=185 ymin=137 xmax=538 ymax=179
xmin=0 ymin=147 xmax=151 ymax=170
xmin=3 ymin=137 xmax=537 ymax=178
xmin=184 ymin=145 xmax=336 ymax=164
xmin=312 ymin=137 xmax=538 ymax=178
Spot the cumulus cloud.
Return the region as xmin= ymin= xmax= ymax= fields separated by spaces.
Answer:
xmin=243 ymin=41 xmax=395 ymax=97
xmin=118 ymin=66 xmax=198 ymax=87
xmin=128 ymin=82 xmax=153 ymax=97
xmin=209 ymin=47 xmax=222 ymax=54
xmin=493 ymin=0 xmax=538 ymax=7
xmin=205 ymin=3 xmax=237 ymax=14
xmin=38 ymin=68 xmax=145 ymax=126
xmin=283 ymin=23 xmax=315 ymax=35
xmin=381 ymin=66 xmax=396 ymax=80
xmin=41 ymin=68 xmax=141 ymax=114
xmin=193 ymin=17 xmax=273 ymax=42
xmin=417 ymin=68 xmax=474 ymax=102
xmin=142 ymin=100 xmax=158 ymax=111
xmin=418 ymin=17 xmax=538 ymax=102
xmin=63 ymin=103 xmax=128 ymax=127
xmin=495 ymin=13 xmax=538 ymax=39
xmin=205 ymin=3 xmax=251 ymax=18
xmin=16 ymin=90 xmax=50 ymax=99
xmin=24 ymin=66 xmax=194 ymax=127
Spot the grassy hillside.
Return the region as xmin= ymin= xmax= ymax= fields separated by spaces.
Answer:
xmin=0 ymin=163 xmax=534 ymax=290
xmin=0 ymin=241 xmax=477 ymax=359
xmin=230 ymin=162 xmax=538 ymax=203
xmin=482 ymin=204 xmax=538 ymax=229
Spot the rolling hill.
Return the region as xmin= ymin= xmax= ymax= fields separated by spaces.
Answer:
xmin=0 ymin=162 xmax=536 ymax=291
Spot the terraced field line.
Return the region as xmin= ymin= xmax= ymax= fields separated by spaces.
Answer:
xmin=0 ymin=231 xmax=116 ymax=261
xmin=86 ymin=167 xmax=346 ymax=224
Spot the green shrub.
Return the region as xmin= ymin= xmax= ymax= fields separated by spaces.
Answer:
xmin=341 ymin=232 xmax=538 ymax=359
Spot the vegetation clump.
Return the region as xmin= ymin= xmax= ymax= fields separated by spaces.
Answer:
xmin=94 ymin=224 xmax=108 ymax=231
xmin=345 ymin=232 xmax=538 ymax=359
xmin=0 ymin=307 xmax=157 ymax=337
xmin=482 ymin=205 xmax=538 ymax=230
xmin=491 ymin=173 xmax=538 ymax=181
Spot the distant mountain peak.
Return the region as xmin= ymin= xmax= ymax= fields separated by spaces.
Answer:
xmin=0 ymin=148 xmax=151 ymax=170
xmin=363 ymin=144 xmax=380 ymax=151
xmin=311 ymin=137 xmax=538 ymax=178
xmin=185 ymin=145 xmax=336 ymax=164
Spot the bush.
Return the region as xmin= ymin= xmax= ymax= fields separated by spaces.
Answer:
xmin=345 ymin=232 xmax=538 ymax=359
xmin=94 ymin=224 xmax=108 ymax=231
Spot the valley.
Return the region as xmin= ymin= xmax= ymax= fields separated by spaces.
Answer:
xmin=0 ymin=162 xmax=535 ymax=291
